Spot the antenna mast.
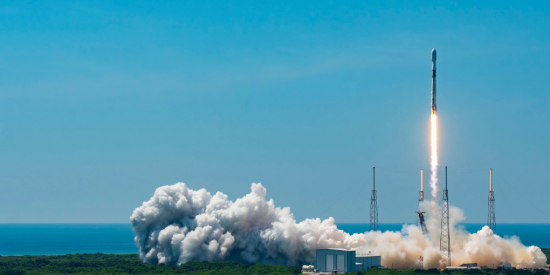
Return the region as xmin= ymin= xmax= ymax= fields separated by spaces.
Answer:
xmin=369 ymin=167 xmax=378 ymax=231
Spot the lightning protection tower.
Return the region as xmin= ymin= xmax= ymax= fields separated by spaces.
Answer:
xmin=369 ymin=167 xmax=378 ymax=231
xmin=487 ymin=168 xmax=496 ymax=234
xmin=440 ymin=166 xmax=451 ymax=267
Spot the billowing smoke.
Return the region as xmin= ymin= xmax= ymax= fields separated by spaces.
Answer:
xmin=130 ymin=182 xmax=547 ymax=269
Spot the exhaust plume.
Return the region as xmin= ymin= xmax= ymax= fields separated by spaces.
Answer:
xmin=430 ymin=113 xmax=439 ymax=199
xmin=130 ymin=182 xmax=546 ymax=269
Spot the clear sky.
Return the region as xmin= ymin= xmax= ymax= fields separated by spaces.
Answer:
xmin=0 ymin=0 xmax=549 ymax=223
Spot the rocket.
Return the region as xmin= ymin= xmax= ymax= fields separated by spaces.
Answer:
xmin=431 ymin=48 xmax=437 ymax=114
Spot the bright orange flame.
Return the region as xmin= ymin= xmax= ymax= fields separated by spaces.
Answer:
xmin=430 ymin=113 xmax=439 ymax=198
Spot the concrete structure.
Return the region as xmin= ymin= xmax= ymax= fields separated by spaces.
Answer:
xmin=316 ymin=249 xmax=356 ymax=273
xmin=498 ymin=263 xmax=512 ymax=269
xmin=315 ymin=249 xmax=381 ymax=273
xmin=301 ymin=265 xmax=315 ymax=273
xmin=355 ymin=255 xmax=382 ymax=271
xmin=446 ymin=263 xmax=483 ymax=270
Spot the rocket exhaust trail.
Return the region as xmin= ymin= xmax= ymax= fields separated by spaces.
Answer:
xmin=430 ymin=114 xmax=438 ymax=198
xmin=430 ymin=48 xmax=438 ymax=198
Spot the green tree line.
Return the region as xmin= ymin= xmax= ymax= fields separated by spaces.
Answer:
xmin=542 ymin=248 xmax=550 ymax=264
xmin=0 ymin=253 xmax=548 ymax=275
xmin=0 ymin=254 xmax=300 ymax=275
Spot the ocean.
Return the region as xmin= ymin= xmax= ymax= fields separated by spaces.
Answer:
xmin=0 ymin=223 xmax=548 ymax=256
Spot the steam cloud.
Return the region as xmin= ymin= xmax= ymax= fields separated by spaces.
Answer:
xmin=130 ymin=182 xmax=547 ymax=269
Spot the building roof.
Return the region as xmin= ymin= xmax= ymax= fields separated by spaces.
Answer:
xmin=318 ymin=248 xmax=353 ymax=251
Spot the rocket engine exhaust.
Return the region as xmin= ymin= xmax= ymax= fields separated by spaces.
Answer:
xmin=430 ymin=48 xmax=439 ymax=199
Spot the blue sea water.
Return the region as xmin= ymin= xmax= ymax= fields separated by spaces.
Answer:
xmin=0 ymin=224 xmax=136 ymax=256
xmin=0 ymin=223 xmax=548 ymax=256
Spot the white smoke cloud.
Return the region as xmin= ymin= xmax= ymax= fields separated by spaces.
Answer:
xmin=130 ymin=182 xmax=547 ymax=269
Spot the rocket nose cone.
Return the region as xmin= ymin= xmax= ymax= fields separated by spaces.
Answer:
xmin=431 ymin=48 xmax=437 ymax=61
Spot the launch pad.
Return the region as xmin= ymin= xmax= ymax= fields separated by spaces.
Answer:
xmin=368 ymin=49 xmax=498 ymax=268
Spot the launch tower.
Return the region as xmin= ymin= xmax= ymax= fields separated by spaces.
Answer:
xmin=488 ymin=168 xmax=496 ymax=234
xmin=417 ymin=169 xmax=429 ymax=235
xmin=370 ymin=167 xmax=378 ymax=231
xmin=419 ymin=169 xmax=424 ymax=206
xmin=440 ymin=166 xmax=450 ymax=267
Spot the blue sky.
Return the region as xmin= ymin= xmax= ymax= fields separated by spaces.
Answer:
xmin=0 ymin=1 xmax=549 ymax=223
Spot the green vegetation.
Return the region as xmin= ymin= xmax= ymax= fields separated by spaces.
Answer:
xmin=542 ymin=248 xmax=550 ymax=264
xmin=0 ymin=254 xmax=301 ymax=275
xmin=0 ymin=253 xmax=548 ymax=275
xmin=351 ymin=268 xmax=550 ymax=275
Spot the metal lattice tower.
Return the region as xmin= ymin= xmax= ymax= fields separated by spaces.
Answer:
xmin=440 ymin=166 xmax=451 ymax=267
xmin=369 ymin=167 xmax=378 ymax=231
xmin=488 ymin=168 xmax=496 ymax=234
xmin=418 ymin=169 xmax=424 ymax=226
xmin=416 ymin=211 xmax=429 ymax=236
xmin=416 ymin=169 xmax=429 ymax=235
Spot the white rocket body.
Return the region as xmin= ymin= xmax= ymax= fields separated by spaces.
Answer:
xmin=432 ymin=48 xmax=437 ymax=114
